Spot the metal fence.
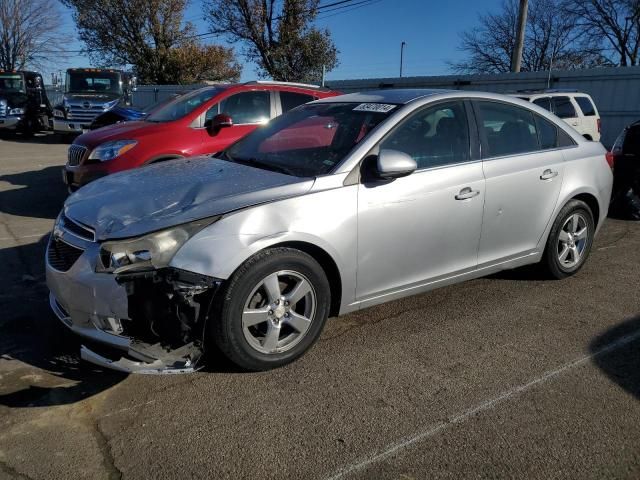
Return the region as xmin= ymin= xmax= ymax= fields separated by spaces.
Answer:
xmin=44 ymin=66 xmax=640 ymax=147
xmin=327 ymin=66 xmax=640 ymax=148
xmin=44 ymin=84 xmax=206 ymax=111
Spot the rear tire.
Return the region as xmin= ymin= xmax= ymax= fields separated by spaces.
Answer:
xmin=541 ymin=199 xmax=595 ymax=279
xmin=21 ymin=117 xmax=35 ymax=137
xmin=210 ymin=247 xmax=331 ymax=371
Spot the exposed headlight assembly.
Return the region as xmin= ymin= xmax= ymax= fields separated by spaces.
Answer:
xmin=53 ymin=109 xmax=65 ymax=118
xmin=88 ymin=140 xmax=137 ymax=161
xmin=96 ymin=217 xmax=219 ymax=274
xmin=8 ymin=107 xmax=24 ymax=115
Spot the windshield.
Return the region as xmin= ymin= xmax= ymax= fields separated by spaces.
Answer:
xmin=0 ymin=74 xmax=25 ymax=93
xmin=66 ymin=71 xmax=122 ymax=95
xmin=146 ymin=88 xmax=224 ymax=122
xmin=221 ymin=102 xmax=395 ymax=177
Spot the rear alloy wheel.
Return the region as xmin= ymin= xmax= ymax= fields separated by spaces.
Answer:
xmin=542 ymin=199 xmax=594 ymax=279
xmin=211 ymin=248 xmax=330 ymax=371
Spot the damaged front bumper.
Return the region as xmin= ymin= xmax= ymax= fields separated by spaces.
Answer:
xmin=46 ymin=232 xmax=221 ymax=374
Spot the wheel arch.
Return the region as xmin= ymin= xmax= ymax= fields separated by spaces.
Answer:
xmin=144 ymin=154 xmax=185 ymax=165
xmin=570 ymin=192 xmax=600 ymax=227
xmin=262 ymin=240 xmax=343 ymax=318
xmin=539 ymin=188 xmax=603 ymax=253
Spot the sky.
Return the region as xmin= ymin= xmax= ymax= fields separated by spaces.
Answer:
xmin=53 ymin=0 xmax=504 ymax=83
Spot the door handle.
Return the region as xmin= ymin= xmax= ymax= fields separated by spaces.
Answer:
xmin=455 ymin=187 xmax=480 ymax=200
xmin=540 ymin=169 xmax=559 ymax=180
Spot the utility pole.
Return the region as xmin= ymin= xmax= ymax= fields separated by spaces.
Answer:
xmin=400 ymin=41 xmax=406 ymax=77
xmin=511 ymin=0 xmax=528 ymax=72
xmin=321 ymin=64 xmax=326 ymax=87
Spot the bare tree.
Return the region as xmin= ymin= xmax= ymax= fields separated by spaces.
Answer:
xmin=0 ymin=0 xmax=65 ymax=71
xmin=62 ymin=0 xmax=242 ymax=84
xmin=563 ymin=0 xmax=640 ymax=66
xmin=452 ymin=0 xmax=610 ymax=74
xmin=203 ymin=0 xmax=339 ymax=83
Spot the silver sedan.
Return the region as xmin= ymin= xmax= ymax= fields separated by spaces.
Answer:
xmin=46 ymin=89 xmax=613 ymax=372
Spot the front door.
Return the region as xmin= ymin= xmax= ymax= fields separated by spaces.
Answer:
xmin=198 ymin=90 xmax=273 ymax=155
xmin=474 ymin=100 xmax=565 ymax=265
xmin=356 ymin=101 xmax=485 ymax=301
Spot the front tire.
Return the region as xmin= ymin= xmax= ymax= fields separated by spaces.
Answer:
xmin=542 ymin=199 xmax=595 ymax=279
xmin=211 ymin=247 xmax=331 ymax=371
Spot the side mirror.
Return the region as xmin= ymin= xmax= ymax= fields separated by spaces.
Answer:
xmin=206 ymin=113 xmax=233 ymax=134
xmin=376 ymin=149 xmax=417 ymax=179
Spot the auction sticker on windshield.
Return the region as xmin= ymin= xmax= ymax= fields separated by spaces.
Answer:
xmin=353 ymin=103 xmax=397 ymax=113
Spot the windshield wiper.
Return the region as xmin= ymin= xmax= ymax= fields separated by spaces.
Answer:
xmin=226 ymin=156 xmax=295 ymax=176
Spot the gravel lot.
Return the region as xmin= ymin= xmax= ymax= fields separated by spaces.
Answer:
xmin=1 ymin=133 xmax=639 ymax=480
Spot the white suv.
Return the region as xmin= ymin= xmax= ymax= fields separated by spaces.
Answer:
xmin=512 ymin=90 xmax=601 ymax=142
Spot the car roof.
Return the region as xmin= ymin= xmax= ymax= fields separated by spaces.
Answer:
xmin=314 ymin=89 xmax=449 ymax=105
xmin=512 ymin=91 xmax=592 ymax=98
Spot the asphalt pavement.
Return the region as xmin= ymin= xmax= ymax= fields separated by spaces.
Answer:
xmin=0 ymin=133 xmax=639 ymax=480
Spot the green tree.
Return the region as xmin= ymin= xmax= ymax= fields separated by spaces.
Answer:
xmin=203 ymin=0 xmax=339 ymax=83
xmin=62 ymin=0 xmax=242 ymax=84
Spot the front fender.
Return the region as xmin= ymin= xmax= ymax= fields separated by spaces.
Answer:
xmin=170 ymin=184 xmax=359 ymax=313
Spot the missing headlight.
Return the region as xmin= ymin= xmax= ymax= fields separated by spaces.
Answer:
xmin=114 ymin=267 xmax=222 ymax=371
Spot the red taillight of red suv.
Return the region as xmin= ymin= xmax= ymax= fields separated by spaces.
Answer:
xmin=605 ymin=151 xmax=615 ymax=169
xmin=597 ymin=118 xmax=602 ymax=133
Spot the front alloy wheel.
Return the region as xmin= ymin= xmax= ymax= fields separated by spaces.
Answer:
xmin=211 ymin=247 xmax=330 ymax=371
xmin=242 ymin=270 xmax=317 ymax=354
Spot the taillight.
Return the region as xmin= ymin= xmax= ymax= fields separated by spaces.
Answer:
xmin=605 ymin=151 xmax=615 ymax=169
xmin=597 ymin=118 xmax=601 ymax=133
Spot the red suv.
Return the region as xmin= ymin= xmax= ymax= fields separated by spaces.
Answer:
xmin=63 ymin=81 xmax=339 ymax=189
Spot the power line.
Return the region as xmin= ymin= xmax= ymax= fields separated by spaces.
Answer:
xmin=317 ymin=0 xmax=383 ymax=20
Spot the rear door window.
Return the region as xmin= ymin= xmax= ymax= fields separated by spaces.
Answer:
xmin=477 ymin=101 xmax=539 ymax=157
xmin=533 ymin=97 xmax=552 ymax=111
xmin=535 ymin=114 xmax=558 ymax=149
xmin=574 ymin=97 xmax=596 ymax=116
xmin=280 ymin=91 xmax=316 ymax=113
xmin=552 ymin=97 xmax=576 ymax=119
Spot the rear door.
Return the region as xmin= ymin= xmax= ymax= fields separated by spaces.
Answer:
xmin=356 ymin=100 xmax=485 ymax=300
xmin=474 ymin=100 xmax=565 ymax=265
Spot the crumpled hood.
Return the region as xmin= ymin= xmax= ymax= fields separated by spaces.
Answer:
xmin=64 ymin=157 xmax=315 ymax=240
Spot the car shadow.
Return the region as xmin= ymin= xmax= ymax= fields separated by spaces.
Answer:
xmin=0 ymin=236 xmax=126 ymax=408
xmin=0 ymin=234 xmax=240 ymax=409
xmin=0 ymin=131 xmax=73 ymax=145
xmin=0 ymin=165 xmax=68 ymax=220
xmin=589 ymin=316 xmax=640 ymax=400
xmin=486 ymin=264 xmax=549 ymax=282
